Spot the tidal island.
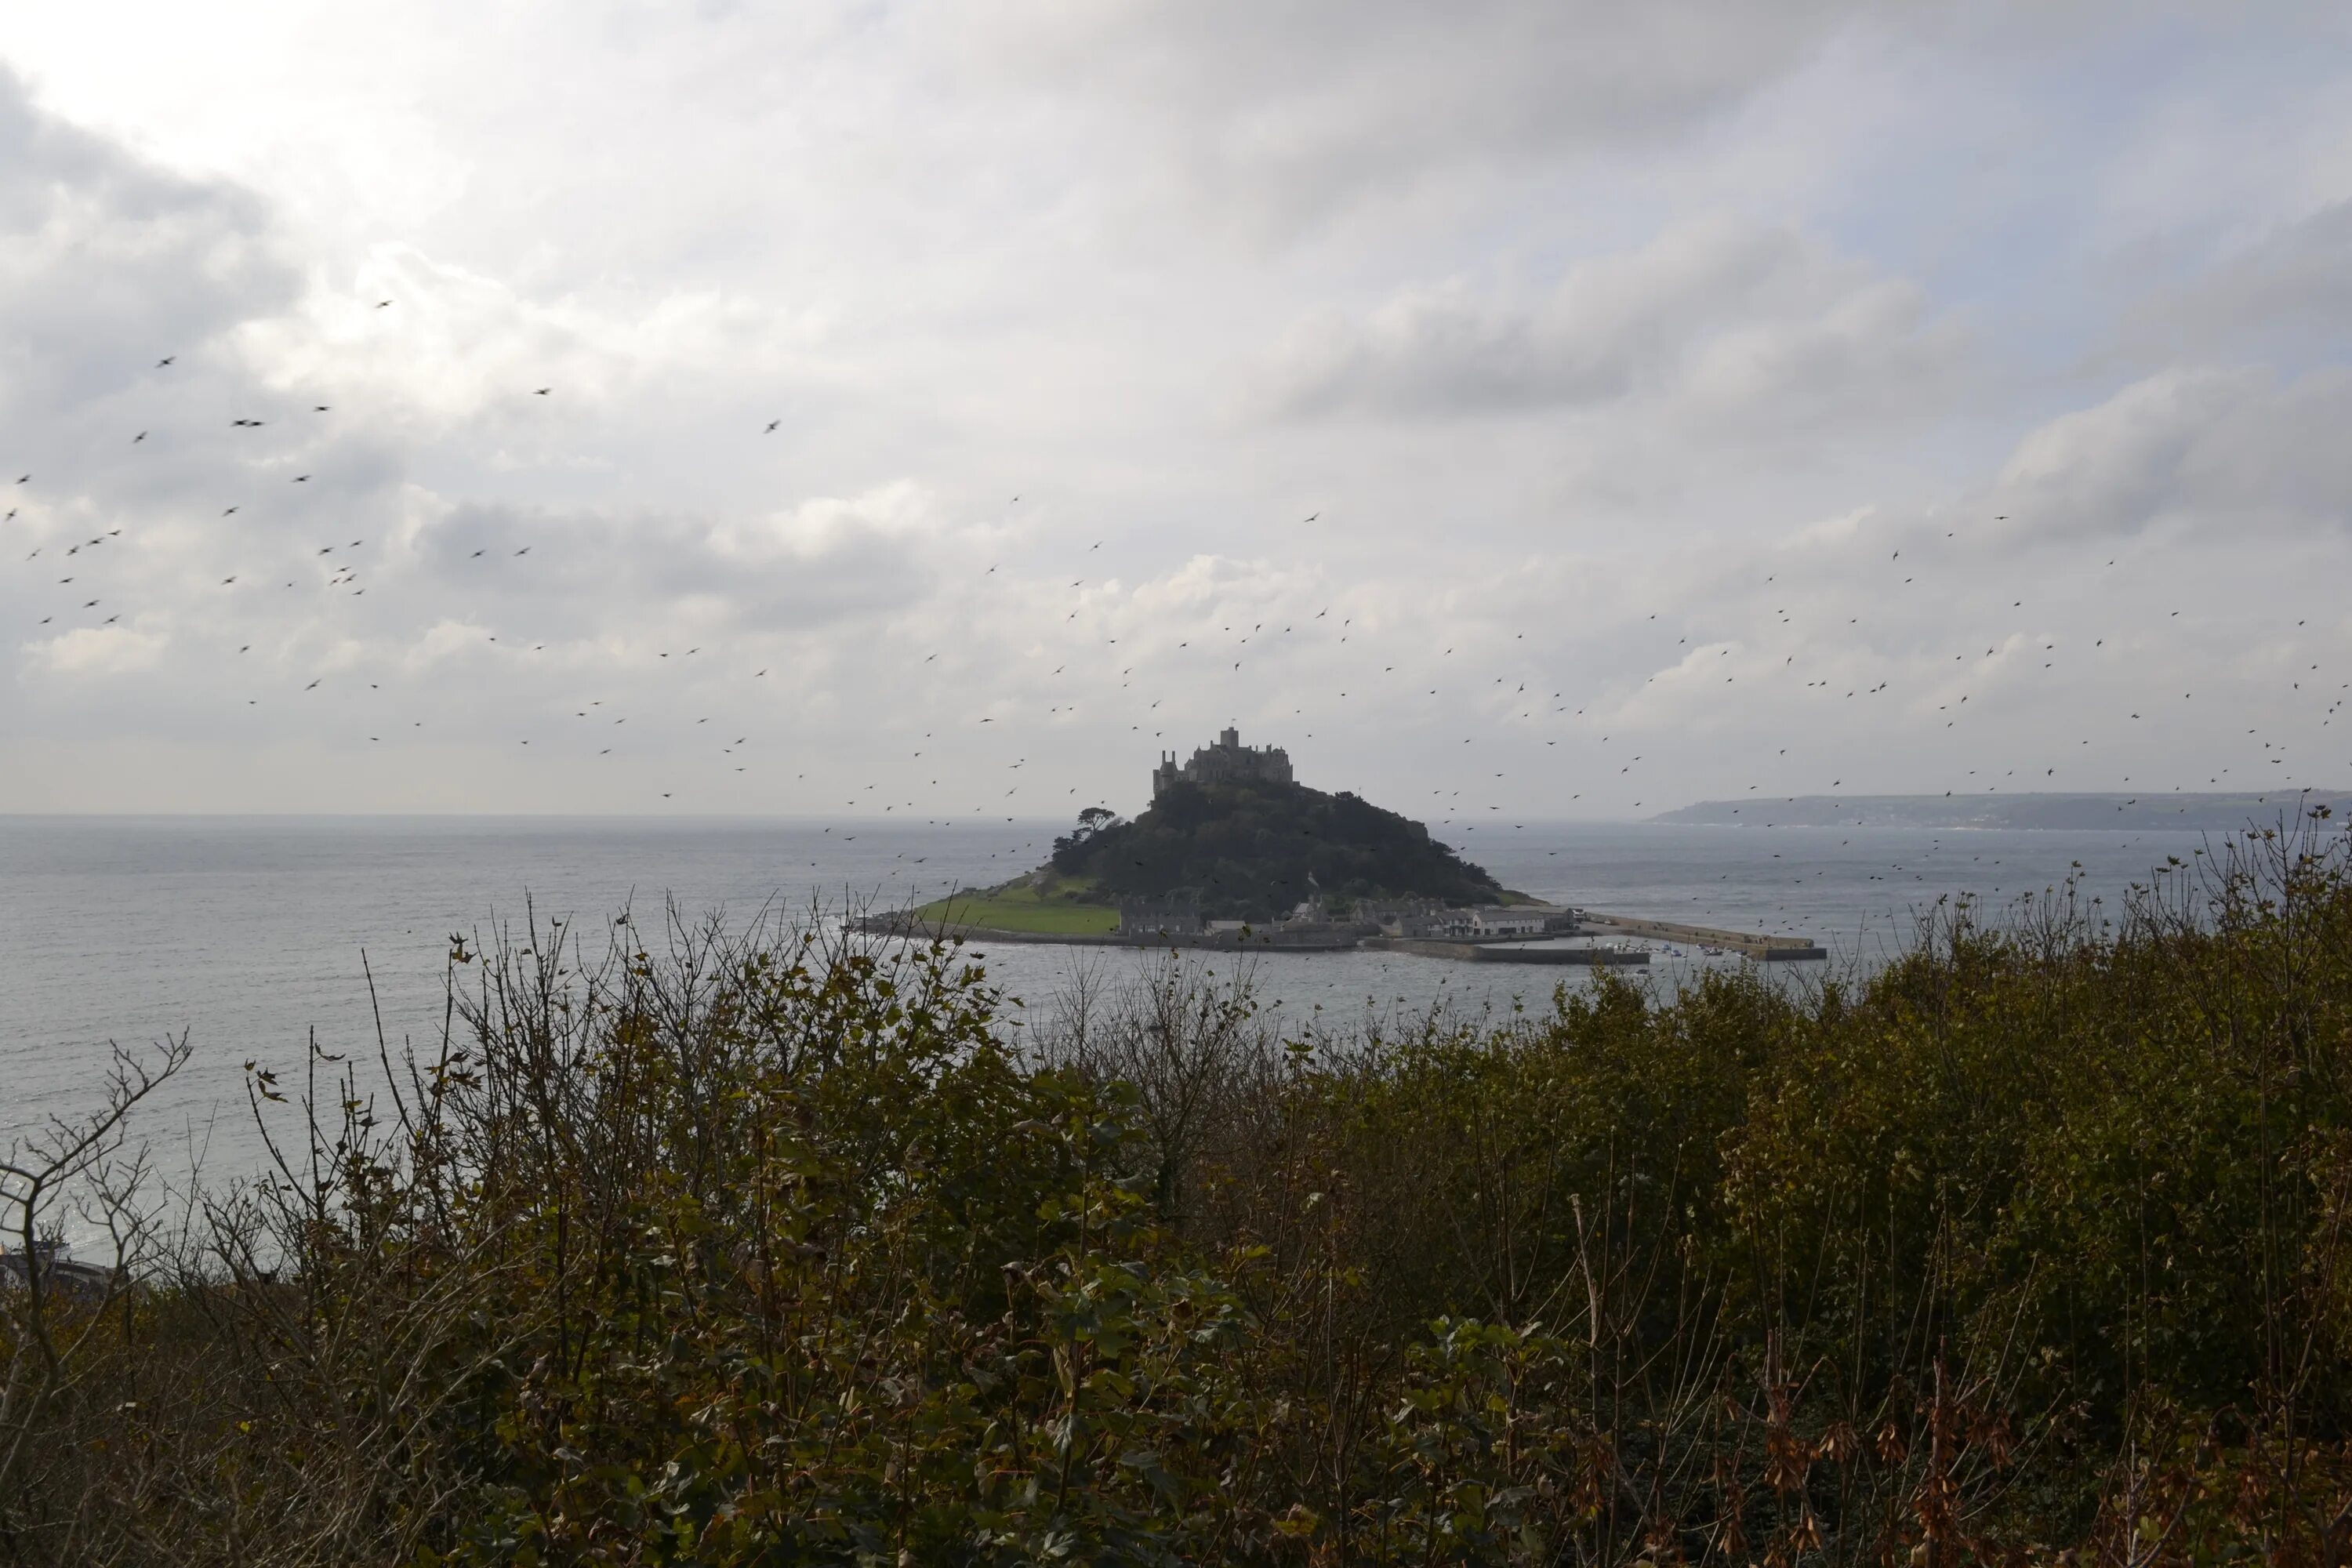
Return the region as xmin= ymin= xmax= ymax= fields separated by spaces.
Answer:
xmin=858 ymin=729 xmax=1825 ymax=964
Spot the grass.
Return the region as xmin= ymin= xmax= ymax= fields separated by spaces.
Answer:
xmin=913 ymin=874 xmax=1120 ymax=934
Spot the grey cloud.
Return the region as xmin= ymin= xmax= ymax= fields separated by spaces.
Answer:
xmin=410 ymin=492 xmax=936 ymax=641
xmin=965 ymin=1 xmax=1905 ymax=230
xmin=1994 ymin=367 xmax=2352 ymax=541
xmin=0 ymin=67 xmax=295 ymax=416
xmin=2125 ymin=201 xmax=2352 ymax=364
xmin=1252 ymin=218 xmax=1959 ymax=425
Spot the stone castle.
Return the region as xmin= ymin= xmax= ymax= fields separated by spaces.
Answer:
xmin=1152 ymin=727 xmax=1294 ymax=800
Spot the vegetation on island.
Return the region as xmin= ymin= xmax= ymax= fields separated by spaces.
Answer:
xmin=910 ymin=779 xmax=1515 ymax=933
xmin=9 ymin=816 xmax=2352 ymax=1564
xmin=912 ymin=872 xmax=1122 ymax=935
xmin=1045 ymin=777 xmax=1508 ymax=920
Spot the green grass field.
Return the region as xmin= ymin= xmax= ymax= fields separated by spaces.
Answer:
xmin=913 ymin=879 xmax=1120 ymax=935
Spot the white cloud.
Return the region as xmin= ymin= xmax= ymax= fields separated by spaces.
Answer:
xmin=26 ymin=622 xmax=166 ymax=676
xmin=710 ymin=481 xmax=937 ymax=564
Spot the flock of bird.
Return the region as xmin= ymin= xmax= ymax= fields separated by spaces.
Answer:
xmin=5 ymin=313 xmax=2347 ymax=940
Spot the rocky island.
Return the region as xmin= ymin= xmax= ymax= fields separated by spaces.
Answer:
xmin=1065 ymin=729 xmax=1516 ymax=920
xmin=861 ymin=730 xmax=1823 ymax=962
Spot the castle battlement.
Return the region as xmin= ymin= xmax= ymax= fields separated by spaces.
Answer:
xmin=1152 ymin=727 xmax=1295 ymax=800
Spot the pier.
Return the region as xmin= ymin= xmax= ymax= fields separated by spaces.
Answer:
xmin=1578 ymin=913 xmax=1828 ymax=961
xmin=1362 ymin=937 xmax=1649 ymax=965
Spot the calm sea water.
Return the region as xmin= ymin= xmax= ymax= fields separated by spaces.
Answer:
xmin=2 ymin=815 xmax=2222 ymax=1195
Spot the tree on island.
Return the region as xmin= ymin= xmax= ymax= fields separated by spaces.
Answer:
xmin=1049 ymin=777 xmax=1504 ymax=920
xmin=1051 ymin=806 xmax=1123 ymax=863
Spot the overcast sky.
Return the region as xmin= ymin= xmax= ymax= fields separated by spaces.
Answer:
xmin=2 ymin=2 xmax=2348 ymax=823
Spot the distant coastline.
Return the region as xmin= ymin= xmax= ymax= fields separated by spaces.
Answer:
xmin=1652 ymin=789 xmax=2352 ymax=831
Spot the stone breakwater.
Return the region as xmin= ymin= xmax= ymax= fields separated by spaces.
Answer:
xmin=1359 ymin=938 xmax=1650 ymax=965
xmin=1577 ymin=913 xmax=1828 ymax=960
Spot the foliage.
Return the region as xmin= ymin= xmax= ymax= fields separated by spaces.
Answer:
xmin=8 ymin=817 xmax=2352 ymax=1564
xmin=1051 ymin=806 xmax=1125 ymax=866
xmin=911 ymin=878 xmax=1124 ymax=935
xmin=1049 ymin=777 xmax=1506 ymax=920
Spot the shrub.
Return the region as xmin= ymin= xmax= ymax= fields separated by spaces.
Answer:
xmin=5 ymin=817 xmax=2352 ymax=1564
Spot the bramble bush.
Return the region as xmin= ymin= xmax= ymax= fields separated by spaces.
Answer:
xmin=8 ymin=815 xmax=2352 ymax=1564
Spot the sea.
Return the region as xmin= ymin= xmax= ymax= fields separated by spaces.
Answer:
xmin=0 ymin=815 xmax=2230 ymax=1207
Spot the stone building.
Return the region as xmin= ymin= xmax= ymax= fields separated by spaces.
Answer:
xmin=1421 ymin=906 xmax=1556 ymax=938
xmin=1152 ymin=727 xmax=1295 ymax=800
xmin=1117 ymin=893 xmax=1202 ymax=935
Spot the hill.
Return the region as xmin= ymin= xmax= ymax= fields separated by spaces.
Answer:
xmin=1045 ymin=776 xmax=1506 ymax=920
xmin=1652 ymin=788 xmax=2352 ymax=830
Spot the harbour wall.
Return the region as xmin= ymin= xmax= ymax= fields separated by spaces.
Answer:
xmin=1579 ymin=913 xmax=1828 ymax=960
xmin=1361 ymin=938 xmax=1649 ymax=965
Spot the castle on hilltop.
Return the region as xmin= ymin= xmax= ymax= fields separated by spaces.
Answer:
xmin=1152 ymin=728 xmax=1294 ymax=800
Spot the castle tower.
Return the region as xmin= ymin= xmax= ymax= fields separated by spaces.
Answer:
xmin=1153 ymin=729 xmax=1295 ymax=800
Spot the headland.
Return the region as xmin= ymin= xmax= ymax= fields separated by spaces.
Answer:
xmin=1653 ymin=789 xmax=2352 ymax=830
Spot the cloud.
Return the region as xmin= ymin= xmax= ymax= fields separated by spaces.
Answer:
xmin=0 ymin=65 xmax=294 ymax=414
xmin=1994 ymin=367 xmax=2352 ymax=541
xmin=2124 ymin=200 xmax=2352 ymax=363
xmin=1250 ymin=217 xmax=1962 ymax=428
xmin=25 ymin=622 xmax=167 ymax=676
xmin=710 ymin=481 xmax=935 ymax=564
xmin=960 ymin=1 xmax=1905 ymax=232
xmin=392 ymin=482 xmax=942 ymax=645
xmin=2 ymin=3 xmax=2350 ymax=820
